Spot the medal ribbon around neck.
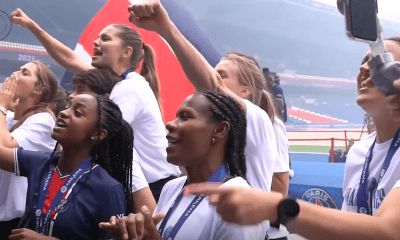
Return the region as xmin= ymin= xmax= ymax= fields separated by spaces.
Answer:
xmin=35 ymin=157 xmax=92 ymax=235
xmin=158 ymin=164 xmax=229 ymax=240
xmin=356 ymin=128 xmax=400 ymax=215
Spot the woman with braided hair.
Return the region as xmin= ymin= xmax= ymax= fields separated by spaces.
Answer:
xmin=11 ymin=8 xmax=181 ymax=202
xmin=0 ymin=83 xmax=134 ymax=239
xmin=128 ymin=0 xmax=278 ymax=205
xmin=100 ymin=91 xmax=268 ymax=240
xmin=68 ymin=68 xmax=155 ymax=213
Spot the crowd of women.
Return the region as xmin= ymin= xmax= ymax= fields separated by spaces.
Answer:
xmin=0 ymin=0 xmax=400 ymax=239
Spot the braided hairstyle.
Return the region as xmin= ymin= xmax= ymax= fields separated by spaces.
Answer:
xmin=202 ymin=91 xmax=247 ymax=179
xmin=91 ymin=95 xmax=134 ymax=212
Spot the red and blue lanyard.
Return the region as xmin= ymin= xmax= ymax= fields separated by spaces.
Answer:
xmin=158 ymin=164 xmax=229 ymax=240
xmin=35 ymin=157 xmax=92 ymax=235
xmin=357 ymin=128 xmax=400 ymax=215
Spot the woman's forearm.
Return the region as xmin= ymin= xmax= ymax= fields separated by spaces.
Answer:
xmin=271 ymin=172 xmax=289 ymax=195
xmin=159 ymin=23 xmax=247 ymax=110
xmin=188 ymin=184 xmax=400 ymax=240
xmin=132 ymin=187 xmax=156 ymax=214
xmin=0 ymin=113 xmax=16 ymax=172
xmin=27 ymin=21 xmax=91 ymax=74
xmin=0 ymin=112 xmax=18 ymax=148
xmin=288 ymin=201 xmax=396 ymax=240
xmin=159 ymin=22 xmax=221 ymax=92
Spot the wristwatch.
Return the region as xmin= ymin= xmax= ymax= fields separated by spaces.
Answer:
xmin=0 ymin=107 xmax=7 ymax=116
xmin=270 ymin=198 xmax=300 ymax=228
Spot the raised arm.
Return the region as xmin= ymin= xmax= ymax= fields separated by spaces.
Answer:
xmin=0 ymin=77 xmax=20 ymax=173
xmin=11 ymin=9 xmax=92 ymax=74
xmin=128 ymin=0 xmax=246 ymax=110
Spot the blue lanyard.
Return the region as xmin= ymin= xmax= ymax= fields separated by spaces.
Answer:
xmin=121 ymin=68 xmax=134 ymax=79
xmin=357 ymin=128 xmax=400 ymax=215
xmin=158 ymin=164 xmax=229 ymax=240
xmin=35 ymin=157 xmax=92 ymax=235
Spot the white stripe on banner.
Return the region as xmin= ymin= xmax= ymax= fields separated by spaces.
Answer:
xmin=73 ymin=43 xmax=92 ymax=65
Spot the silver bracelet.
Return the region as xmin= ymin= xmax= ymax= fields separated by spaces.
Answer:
xmin=0 ymin=107 xmax=7 ymax=116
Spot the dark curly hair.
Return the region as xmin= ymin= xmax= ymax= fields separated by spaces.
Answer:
xmin=202 ymin=91 xmax=247 ymax=179
xmin=91 ymin=95 xmax=134 ymax=212
xmin=71 ymin=68 xmax=122 ymax=95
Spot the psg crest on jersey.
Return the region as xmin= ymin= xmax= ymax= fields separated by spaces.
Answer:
xmin=302 ymin=188 xmax=338 ymax=209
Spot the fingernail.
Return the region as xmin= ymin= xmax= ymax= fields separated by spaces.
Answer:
xmin=123 ymin=233 xmax=129 ymax=240
xmin=141 ymin=205 xmax=150 ymax=214
xmin=183 ymin=186 xmax=190 ymax=196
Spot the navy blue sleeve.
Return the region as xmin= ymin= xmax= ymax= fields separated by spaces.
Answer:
xmin=282 ymin=95 xmax=288 ymax=122
xmin=97 ymin=183 xmax=127 ymax=239
xmin=16 ymin=148 xmax=52 ymax=178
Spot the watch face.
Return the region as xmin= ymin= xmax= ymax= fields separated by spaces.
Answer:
xmin=281 ymin=198 xmax=300 ymax=217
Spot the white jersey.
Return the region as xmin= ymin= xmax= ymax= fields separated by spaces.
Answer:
xmin=342 ymin=132 xmax=400 ymax=215
xmin=273 ymin=117 xmax=290 ymax=173
xmin=391 ymin=179 xmax=400 ymax=189
xmin=110 ymin=72 xmax=180 ymax=184
xmin=267 ymin=118 xmax=290 ymax=239
xmin=155 ymin=176 xmax=268 ymax=240
xmin=243 ymin=100 xmax=277 ymax=192
xmin=0 ymin=112 xmax=56 ymax=221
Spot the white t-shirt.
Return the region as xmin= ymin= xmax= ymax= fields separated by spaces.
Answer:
xmin=131 ymin=147 xmax=148 ymax=192
xmin=391 ymin=179 xmax=400 ymax=189
xmin=261 ymin=117 xmax=290 ymax=239
xmin=342 ymin=132 xmax=400 ymax=215
xmin=273 ymin=117 xmax=290 ymax=173
xmin=110 ymin=72 xmax=180 ymax=184
xmin=155 ymin=176 xmax=268 ymax=240
xmin=0 ymin=111 xmax=56 ymax=221
xmin=244 ymin=100 xmax=277 ymax=192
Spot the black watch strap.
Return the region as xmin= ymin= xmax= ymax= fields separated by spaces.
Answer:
xmin=270 ymin=198 xmax=300 ymax=228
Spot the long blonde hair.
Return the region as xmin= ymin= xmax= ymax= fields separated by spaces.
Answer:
xmin=222 ymin=52 xmax=276 ymax=122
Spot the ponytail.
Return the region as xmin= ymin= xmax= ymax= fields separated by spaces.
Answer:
xmin=260 ymin=89 xmax=276 ymax=124
xmin=140 ymin=43 xmax=162 ymax=113
xmin=111 ymin=24 xmax=162 ymax=114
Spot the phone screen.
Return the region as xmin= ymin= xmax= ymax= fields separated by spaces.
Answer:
xmin=349 ymin=0 xmax=377 ymax=41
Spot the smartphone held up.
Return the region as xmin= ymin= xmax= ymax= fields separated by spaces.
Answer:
xmin=338 ymin=0 xmax=400 ymax=96
xmin=340 ymin=0 xmax=379 ymax=43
